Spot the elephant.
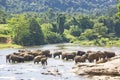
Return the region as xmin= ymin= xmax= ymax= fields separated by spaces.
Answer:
xmin=77 ymin=51 xmax=86 ymax=56
xmin=86 ymin=51 xmax=99 ymax=63
xmin=61 ymin=53 xmax=68 ymax=60
xmin=62 ymin=52 xmax=76 ymax=60
xmin=104 ymin=51 xmax=115 ymax=59
xmin=96 ymin=51 xmax=106 ymax=60
xmin=53 ymin=51 xmax=62 ymax=58
xmin=9 ymin=55 xmax=24 ymax=63
xmin=31 ymin=49 xmax=42 ymax=57
xmin=6 ymin=54 xmax=12 ymax=63
xmin=74 ymin=54 xmax=87 ymax=64
xmin=18 ymin=49 xmax=30 ymax=53
xmin=40 ymin=50 xmax=52 ymax=57
xmin=41 ymin=57 xmax=48 ymax=65
xmin=23 ymin=54 xmax=34 ymax=61
xmin=13 ymin=52 xmax=21 ymax=55
xmin=66 ymin=52 xmax=76 ymax=60
xmin=34 ymin=55 xmax=46 ymax=64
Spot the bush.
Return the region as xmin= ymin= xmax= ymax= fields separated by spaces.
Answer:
xmin=45 ymin=31 xmax=63 ymax=44
xmin=69 ymin=25 xmax=81 ymax=37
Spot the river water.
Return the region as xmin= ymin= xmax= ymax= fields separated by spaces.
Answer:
xmin=0 ymin=43 xmax=120 ymax=80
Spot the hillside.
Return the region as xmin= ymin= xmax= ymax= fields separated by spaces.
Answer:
xmin=0 ymin=0 xmax=118 ymax=14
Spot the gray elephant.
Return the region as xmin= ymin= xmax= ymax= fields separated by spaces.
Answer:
xmin=96 ymin=51 xmax=106 ymax=60
xmin=9 ymin=55 xmax=24 ymax=63
xmin=61 ymin=53 xmax=68 ymax=60
xmin=6 ymin=54 xmax=12 ymax=63
xmin=74 ymin=54 xmax=87 ymax=64
xmin=23 ymin=54 xmax=34 ymax=61
xmin=62 ymin=52 xmax=76 ymax=60
xmin=104 ymin=51 xmax=115 ymax=59
xmin=31 ymin=49 xmax=42 ymax=57
xmin=40 ymin=50 xmax=52 ymax=57
xmin=53 ymin=51 xmax=62 ymax=58
xmin=41 ymin=57 xmax=48 ymax=65
xmin=66 ymin=52 xmax=76 ymax=60
xmin=77 ymin=51 xmax=86 ymax=56
xmin=86 ymin=51 xmax=99 ymax=63
xmin=34 ymin=55 xmax=46 ymax=64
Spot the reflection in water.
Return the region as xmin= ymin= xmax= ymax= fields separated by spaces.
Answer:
xmin=0 ymin=43 xmax=120 ymax=80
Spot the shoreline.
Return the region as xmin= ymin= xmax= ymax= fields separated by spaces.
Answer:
xmin=71 ymin=55 xmax=120 ymax=80
xmin=0 ymin=43 xmax=22 ymax=49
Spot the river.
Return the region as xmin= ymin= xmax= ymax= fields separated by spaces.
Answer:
xmin=0 ymin=43 xmax=120 ymax=80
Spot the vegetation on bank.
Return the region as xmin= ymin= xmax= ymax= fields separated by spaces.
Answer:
xmin=0 ymin=1 xmax=120 ymax=47
xmin=0 ymin=43 xmax=22 ymax=49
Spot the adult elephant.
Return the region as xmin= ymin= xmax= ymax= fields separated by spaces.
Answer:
xmin=86 ymin=51 xmax=99 ymax=63
xmin=96 ymin=51 xmax=106 ymax=60
xmin=6 ymin=54 xmax=12 ymax=63
xmin=61 ymin=53 xmax=68 ymax=60
xmin=77 ymin=51 xmax=86 ymax=56
xmin=104 ymin=51 xmax=115 ymax=59
xmin=62 ymin=52 xmax=76 ymax=60
xmin=40 ymin=50 xmax=52 ymax=57
xmin=74 ymin=54 xmax=87 ymax=64
xmin=31 ymin=49 xmax=42 ymax=57
xmin=9 ymin=55 xmax=24 ymax=63
xmin=23 ymin=54 xmax=34 ymax=61
xmin=53 ymin=51 xmax=62 ymax=58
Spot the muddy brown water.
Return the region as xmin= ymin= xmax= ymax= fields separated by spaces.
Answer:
xmin=0 ymin=43 xmax=120 ymax=80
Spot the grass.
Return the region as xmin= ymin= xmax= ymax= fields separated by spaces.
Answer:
xmin=0 ymin=24 xmax=8 ymax=28
xmin=72 ymin=39 xmax=120 ymax=47
xmin=0 ymin=43 xmax=22 ymax=49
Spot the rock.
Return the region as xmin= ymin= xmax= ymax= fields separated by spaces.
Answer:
xmin=71 ymin=55 xmax=120 ymax=79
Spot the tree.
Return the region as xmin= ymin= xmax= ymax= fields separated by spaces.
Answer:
xmin=8 ymin=14 xmax=30 ymax=45
xmin=93 ymin=22 xmax=108 ymax=37
xmin=29 ymin=18 xmax=44 ymax=45
xmin=0 ymin=9 xmax=6 ymax=24
xmin=117 ymin=0 xmax=120 ymax=17
xmin=57 ymin=14 xmax=65 ymax=34
xmin=69 ymin=25 xmax=81 ymax=37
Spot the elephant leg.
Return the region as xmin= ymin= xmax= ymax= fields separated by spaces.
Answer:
xmin=8 ymin=59 xmax=11 ymax=63
xmin=54 ymin=55 xmax=55 ymax=58
xmin=72 ymin=58 xmax=74 ymax=60
xmin=75 ymin=61 xmax=77 ymax=64
xmin=46 ymin=61 xmax=47 ymax=65
xmin=66 ymin=58 xmax=68 ymax=60
xmin=59 ymin=55 xmax=60 ymax=58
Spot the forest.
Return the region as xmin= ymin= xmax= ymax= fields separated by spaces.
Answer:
xmin=0 ymin=0 xmax=120 ymax=46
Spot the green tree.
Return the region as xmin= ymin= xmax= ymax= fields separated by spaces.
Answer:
xmin=69 ymin=25 xmax=81 ymax=37
xmin=117 ymin=3 xmax=120 ymax=18
xmin=93 ymin=22 xmax=108 ymax=37
xmin=29 ymin=18 xmax=44 ymax=45
xmin=80 ymin=29 xmax=94 ymax=40
xmin=8 ymin=14 xmax=30 ymax=45
xmin=57 ymin=14 xmax=66 ymax=34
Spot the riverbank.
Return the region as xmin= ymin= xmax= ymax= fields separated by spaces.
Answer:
xmin=0 ymin=43 xmax=22 ymax=49
xmin=71 ymin=55 xmax=120 ymax=80
xmin=73 ymin=40 xmax=120 ymax=47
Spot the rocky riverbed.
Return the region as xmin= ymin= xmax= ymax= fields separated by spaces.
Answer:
xmin=71 ymin=55 xmax=120 ymax=80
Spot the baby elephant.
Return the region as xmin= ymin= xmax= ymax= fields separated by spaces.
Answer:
xmin=34 ymin=55 xmax=45 ymax=64
xmin=41 ymin=57 xmax=48 ymax=65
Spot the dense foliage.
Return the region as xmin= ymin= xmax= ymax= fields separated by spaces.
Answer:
xmin=0 ymin=0 xmax=120 ymax=46
xmin=0 ymin=0 xmax=117 ymax=15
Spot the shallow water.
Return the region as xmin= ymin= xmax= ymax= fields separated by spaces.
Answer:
xmin=0 ymin=43 xmax=120 ymax=80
